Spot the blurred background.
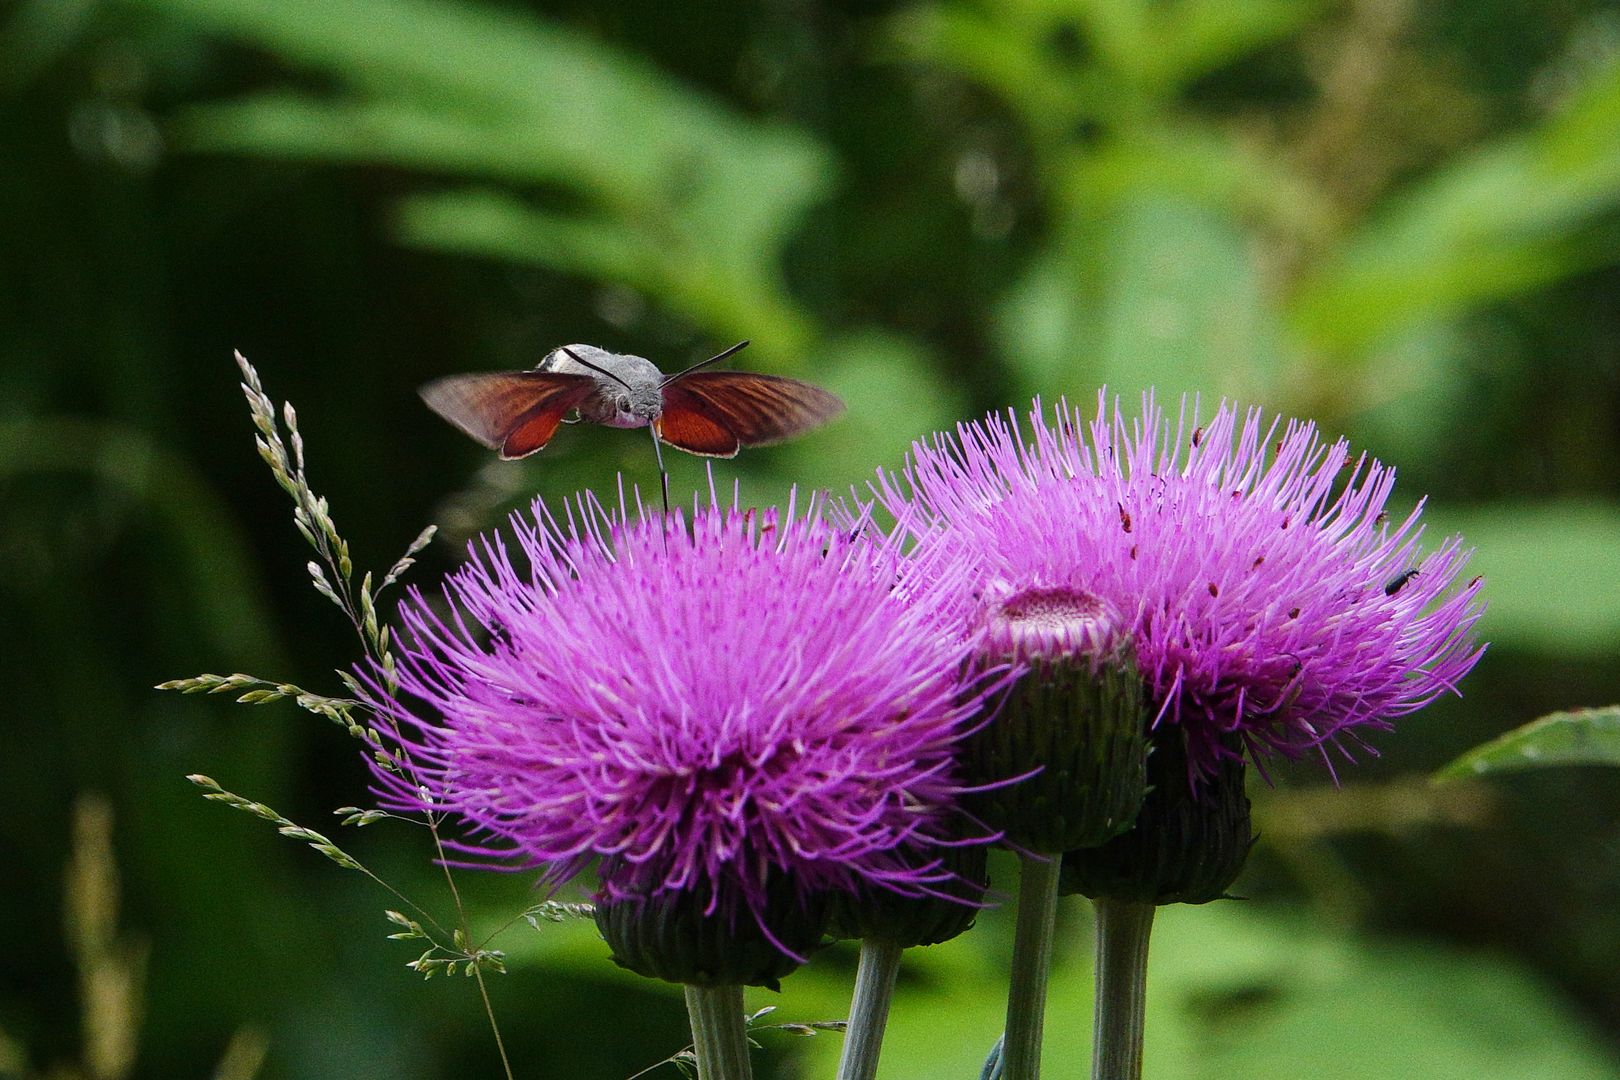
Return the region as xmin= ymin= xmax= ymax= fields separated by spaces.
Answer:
xmin=3 ymin=0 xmax=1620 ymax=1076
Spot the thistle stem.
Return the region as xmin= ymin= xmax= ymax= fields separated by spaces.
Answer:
xmin=1090 ymin=898 xmax=1155 ymax=1080
xmin=683 ymin=984 xmax=752 ymax=1080
xmin=836 ymin=938 xmax=905 ymax=1080
xmin=1002 ymin=854 xmax=1062 ymax=1080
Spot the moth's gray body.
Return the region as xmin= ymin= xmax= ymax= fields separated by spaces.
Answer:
xmin=419 ymin=337 xmax=842 ymax=463
xmin=538 ymin=343 xmax=663 ymax=428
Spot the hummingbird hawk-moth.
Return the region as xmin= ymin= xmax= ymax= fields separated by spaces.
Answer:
xmin=419 ymin=341 xmax=844 ymax=460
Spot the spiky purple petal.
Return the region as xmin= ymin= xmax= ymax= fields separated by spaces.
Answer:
xmin=360 ymin=492 xmax=993 ymax=924
xmin=873 ymin=392 xmax=1486 ymax=777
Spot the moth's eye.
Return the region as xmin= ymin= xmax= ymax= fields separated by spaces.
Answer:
xmin=615 ymin=395 xmax=631 ymax=412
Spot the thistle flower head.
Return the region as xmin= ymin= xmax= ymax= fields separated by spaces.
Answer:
xmin=874 ymin=392 xmax=1486 ymax=779
xmin=361 ymin=491 xmax=991 ymax=932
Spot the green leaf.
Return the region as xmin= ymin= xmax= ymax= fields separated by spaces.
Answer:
xmin=0 ymin=417 xmax=283 ymax=668
xmin=392 ymin=188 xmax=813 ymax=355
xmin=891 ymin=0 xmax=1323 ymax=133
xmin=1290 ymin=55 xmax=1620 ymax=353
xmin=997 ymin=191 xmax=1285 ymax=404
xmin=1437 ymin=706 xmax=1620 ymax=780
xmin=777 ymin=330 xmax=965 ymax=487
xmin=1336 ymin=321 xmax=1472 ymax=461
xmin=1134 ymin=0 xmax=1325 ymax=91
xmin=784 ymin=902 xmax=1620 ymax=1079
xmin=890 ymin=5 xmax=1088 ymax=146
xmin=1091 ymin=195 xmax=1283 ymax=402
xmin=1421 ymin=501 xmax=1620 ymax=656
xmin=1066 ymin=124 xmax=1332 ymax=239
xmin=129 ymin=0 xmax=830 ymax=353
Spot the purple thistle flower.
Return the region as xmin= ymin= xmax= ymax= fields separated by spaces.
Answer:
xmin=360 ymin=491 xmax=993 ymax=933
xmin=873 ymin=392 xmax=1487 ymax=779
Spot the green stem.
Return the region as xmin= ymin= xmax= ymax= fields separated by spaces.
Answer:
xmin=683 ymin=984 xmax=752 ymax=1080
xmin=1002 ymin=854 xmax=1062 ymax=1080
xmin=1090 ymin=898 xmax=1155 ymax=1080
xmin=836 ymin=938 xmax=906 ymax=1080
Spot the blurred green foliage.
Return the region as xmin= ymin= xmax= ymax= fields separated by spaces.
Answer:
xmin=3 ymin=0 xmax=1619 ymax=1076
xmin=1441 ymin=705 xmax=1620 ymax=777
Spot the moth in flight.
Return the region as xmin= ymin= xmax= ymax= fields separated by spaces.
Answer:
xmin=420 ymin=341 xmax=844 ymax=460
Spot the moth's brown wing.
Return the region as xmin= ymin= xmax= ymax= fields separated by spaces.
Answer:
xmin=655 ymin=385 xmax=741 ymax=458
xmin=673 ymin=372 xmax=845 ymax=447
xmin=499 ymin=396 xmax=590 ymax=459
xmin=419 ymin=371 xmax=596 ymax=459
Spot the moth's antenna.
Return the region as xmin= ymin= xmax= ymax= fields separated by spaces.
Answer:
xmin=561 ymin=347 xmax=636 ymax=392
xmin=661 ymin=340 xmax=750 ymax=387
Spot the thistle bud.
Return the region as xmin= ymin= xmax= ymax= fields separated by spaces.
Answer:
xmin=1059 ymin=730 xmax=1254 ymax=905
xmin=962 ymin=584 xmax=1149 ymax=854
xmin=827 ymin=841 xmax=989 ymax=949
xmin=595 ymin=876 xmax=828 ymax=991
